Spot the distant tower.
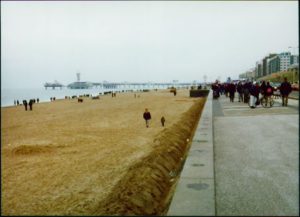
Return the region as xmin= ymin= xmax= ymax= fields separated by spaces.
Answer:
xmin=76 ymin=73 xmax=80 ymax=82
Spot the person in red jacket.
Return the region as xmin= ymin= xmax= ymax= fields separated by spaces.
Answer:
xmin=143 ymin=108 xmax=151 ymax=128
xmin=264 ymin=82 xmax=274 ymax=107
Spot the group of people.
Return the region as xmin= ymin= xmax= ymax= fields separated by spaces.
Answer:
xmin=22 ymin=99 xmax=36 ymax=111
xmin=143 ymin=108 xmax=165 ymax=128
xmin=14 ymin=98 xmax=39 ymax=111
xmin=212 ymin=77 xmax=293 ymax=107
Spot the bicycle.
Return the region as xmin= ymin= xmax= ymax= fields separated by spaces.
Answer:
xmin=248 ymin=95 xmax=274 ymax=108
xmin=260 ymin=95 xmax=274 ymax=108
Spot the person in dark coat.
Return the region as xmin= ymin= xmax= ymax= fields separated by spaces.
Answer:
xmin=237 ymin=82 xmax=243 ymax=102
xmin=279 ymin=77 xmax=292 ymax=106
xmin=29 ymin=99 xmax=34 ymax=111
xmin=161 ymin=116 xmax=165 ymax=127
xmin=260 ymin=81 xmax=267 ymax=96
xmin=143 ymin=108 xmax=151 ymax=128
xmin=17 ymin=100 xmax=19 ymax=106
xmin=243 ymin=81 xmax=251 ymax=103
xmin=212 ymin=82 xmax=220 ymax=99
xmin=23 ymin=100 xmax=28 ymax=111
xmin=228 ymin=82 xmax=236 ymax=102
xmin=249 ymin=82 xmax=260 ymax=108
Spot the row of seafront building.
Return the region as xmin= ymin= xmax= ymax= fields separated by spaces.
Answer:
xmin=239 ymin=51 xmax=299 ymax=82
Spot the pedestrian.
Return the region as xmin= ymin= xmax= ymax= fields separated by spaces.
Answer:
xmin=249 ymin=82 xmax=260 ymax=108
xmin=237 ymin=82 xmax=244 ymax=102
xmin=279 ymin=77 xmax=292 ymax=106
xmin=29 ymin=99 xmax=33 ymax=111
xmin=14 ymin=100 xmax=16 ymax=106
xmin=161 ymin=116 xmax=165 ymax=127
xmin=173 ymin=89 xmax=177 ymax=96
xmin=243 ymin=81 xmax=251 ymax=103
xmin=23 ymin=100 xmax=28 ymax=111
xmin=143 ymin=108 xmax=151 ymax=128
xmin=228 ymin=82 xmax=236 ymax=102
xmin=264 ymin=82 xmax=274 ymax=106
xmin=37 ymin=98 xmax=39 ymax=103
xmin=212 ymin=81 xmax=220 ymax=99
xmin=260 ymin=80 xmax=267 ymax=97
xmin=17 ymin=100 xmax=19 ymax=106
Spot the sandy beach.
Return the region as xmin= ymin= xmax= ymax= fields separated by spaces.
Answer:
xmin=1 ymin=89 xmax=205 ymax=215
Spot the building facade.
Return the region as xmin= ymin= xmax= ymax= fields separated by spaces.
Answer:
xmin=255 ymin=61 xmax=263 ymax=78
xmin=268 ymin=55 xmax=280 ymax=74
xmin=262 ymin=54 xmax=277 ymax=77
xmin=291 ymin=55 xmax=299 ymax=65
xmin=278 ymin=52 xmax=292 ymax=72
xmin=240 ymin=52 xmax=299 ymax=80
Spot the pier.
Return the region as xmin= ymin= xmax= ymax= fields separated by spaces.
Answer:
xmin=45 ymin=81 xmax=206 ymax=90
xmin=44 ymin=81 xmax=64 ymax=90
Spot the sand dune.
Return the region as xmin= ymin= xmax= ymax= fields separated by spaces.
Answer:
xmin=1 ymin=89 xmax=205 ymax=215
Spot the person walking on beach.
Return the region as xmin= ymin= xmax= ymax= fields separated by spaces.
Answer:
xmin=17 ymin=100 xmax=19 ymax=106
xmin=279 ymin=77 xmax=292 ymax=106
xmin=29 ymin=99 xmax=34 ymax=111
xmin=143 ymin=108 xmax=151 ymax=128
xmin=14 ymin=100 xmax=16 ymax=106
xmin=161 ymin=116 xmax=165 ymax=127
xmin=23 ymin=100 xmax=28 ymax=111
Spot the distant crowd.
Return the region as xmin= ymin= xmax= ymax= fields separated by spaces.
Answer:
xmin=211 ymin=77 xmax=293 ymax=107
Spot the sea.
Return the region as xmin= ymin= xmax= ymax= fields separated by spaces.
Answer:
xmin=1 ymin=86 xmax=157 ymax=107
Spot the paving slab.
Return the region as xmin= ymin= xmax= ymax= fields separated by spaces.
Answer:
xmin=214 ymin=95 xmax=299 ymax=216
xmin=167 ymin=178 xmax=215 ymax=216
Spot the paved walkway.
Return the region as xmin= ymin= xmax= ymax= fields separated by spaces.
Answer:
xmin=213 ymin=94 xmax=299 ymax=216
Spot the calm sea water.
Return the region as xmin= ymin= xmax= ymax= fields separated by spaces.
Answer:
xmin=1 ymin=87 xmax=154 ymax=107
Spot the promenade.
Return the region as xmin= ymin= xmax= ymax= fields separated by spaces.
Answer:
xmin=168 ymin=92 xmax=299 ymax=216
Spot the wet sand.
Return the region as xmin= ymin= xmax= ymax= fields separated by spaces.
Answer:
xmin=1 ymin=89 xmax=205 ymax=215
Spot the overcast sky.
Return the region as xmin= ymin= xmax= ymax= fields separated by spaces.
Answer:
xmin=1 ymin=1 xmax=298 ymax=88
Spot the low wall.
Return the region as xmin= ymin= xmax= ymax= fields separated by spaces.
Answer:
xmin=190 ymin=89 xmax=210 ymax=97
xmin=167 ymin=90 xmax=215 ymax=215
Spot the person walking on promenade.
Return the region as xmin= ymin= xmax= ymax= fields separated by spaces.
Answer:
xmin=212 ymin=81 xmax=220 ymax=99
xmin=237 ymin=81 xmax=244 ymax=102
xmin=23 ymin=100 xmax=28 ymax=111
xmin=264 ymin=82 xmax=274 ymax=106
xmin=260 ymin=80 xmax=267 ymax=98
xmin=243 ymin=81 xmax=251 ymax=103
xmin=279 ymin=77 xmax=292 ymax=106
xmin=161 ymin=116 xmax=165 ymax=127
xmin=249 ymin=82 xmax=260 ymax=108
xmin=228 ymin=82 xmax=236 ymax=102
xmin=143 ymin=108 xmax=151 ymax=128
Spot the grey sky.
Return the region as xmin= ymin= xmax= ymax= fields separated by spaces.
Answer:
xmin=1 ymin=1 xmax=298 ymax=88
